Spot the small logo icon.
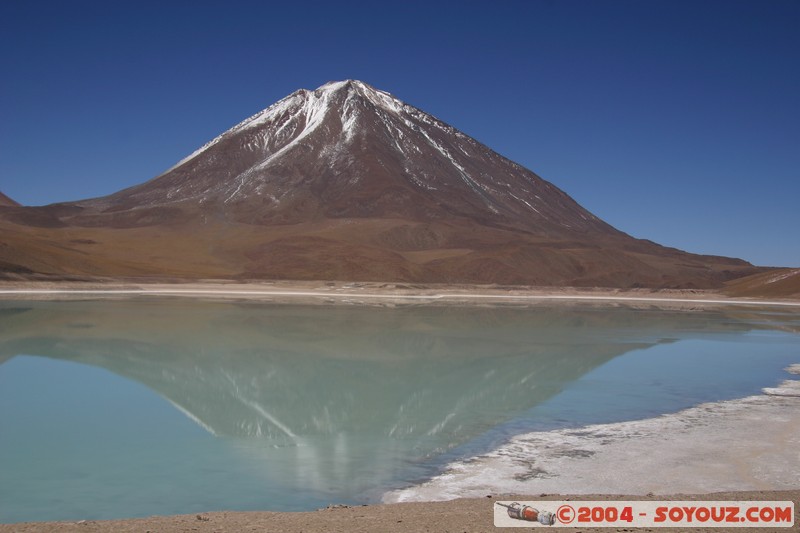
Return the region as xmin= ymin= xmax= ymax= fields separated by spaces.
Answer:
xmin=495 ymin=502 xmax=556 ymax=525
xmin=556 ymin=504 xmax=575 ymax=524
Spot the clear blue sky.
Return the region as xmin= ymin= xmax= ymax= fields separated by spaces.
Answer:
xmin=1 ymin=0 xmax=798 ymax=267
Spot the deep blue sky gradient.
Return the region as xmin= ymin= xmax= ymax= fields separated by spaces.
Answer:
xmin=1 ymin=0 xmax=798 ymax=266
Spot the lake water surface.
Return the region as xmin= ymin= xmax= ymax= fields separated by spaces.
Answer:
xmin=0 ymin=298 xmax=798 ymax=523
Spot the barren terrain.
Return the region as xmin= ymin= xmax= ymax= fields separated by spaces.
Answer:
xmin=2 ymin=491 xmax=796 ymax=532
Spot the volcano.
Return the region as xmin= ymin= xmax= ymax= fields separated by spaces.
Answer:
xmin=0 ymin=80 xmax=761 ymax=287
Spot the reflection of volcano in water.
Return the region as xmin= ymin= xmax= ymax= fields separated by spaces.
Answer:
xmin=0 ymin=300 xmax=772 ymax=497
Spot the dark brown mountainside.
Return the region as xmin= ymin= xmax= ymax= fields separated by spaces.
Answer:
xmin=0 ymin=81 xmax=765 ymax=287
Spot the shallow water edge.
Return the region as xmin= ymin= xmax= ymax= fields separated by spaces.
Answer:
xmin=384 ymin=368 xmax=800 ymax=502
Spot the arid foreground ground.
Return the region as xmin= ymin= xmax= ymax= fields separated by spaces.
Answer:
xmin=1 ymin=491 xmax=797 ymax=533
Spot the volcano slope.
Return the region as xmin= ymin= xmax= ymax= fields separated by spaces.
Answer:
xmin=0 ymin=81 xmax=764 ymax=288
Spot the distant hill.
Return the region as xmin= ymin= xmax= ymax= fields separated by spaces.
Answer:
xmin=0 ymin=81 xmax=768 ymax=288
xmin=0 ymin=191 xmax=19 ymax=207
xmin=724 ymin=268 xmax=800 ymax=298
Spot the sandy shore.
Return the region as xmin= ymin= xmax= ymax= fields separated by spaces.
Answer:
xmin=1 ymin=280 xmax=798 ymax=531
xmin=2 ymin=491 xmax=797 ymax=532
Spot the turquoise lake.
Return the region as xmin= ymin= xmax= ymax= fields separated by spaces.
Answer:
xmin=0 ymin=298 xmax=798 ymax=523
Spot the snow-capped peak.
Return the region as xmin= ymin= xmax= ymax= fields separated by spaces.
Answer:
xmin=146 ymin=80 xmax=592 ymax=233
xmin=316 ymin=79 xmax=353 ymax=92
xmin=314 ymin=80 xmax=407 ymax=114
xmin=166 ymin=80 xmax=410 ymax=172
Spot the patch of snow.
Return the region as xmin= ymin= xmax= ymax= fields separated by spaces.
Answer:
xmin=765 ymin=269 xmax=800 ymax=284
xmin=166 ymin=186 xmax=183 ymax=200
xmin=508 ymin=192 xmax=542 ymax=215
xmin=351 ymin=81 xmax=407 ymax=115
xmin=224 ymin=176 xmax=247 ymax=203
xmin=341 ymin=93 xmax=362 ymax=142
xmin=161 ymin=91 xmax=306 ymax=174
xmin=222 ymin=87 xmax=342 ymax=202
xmin=232 ymin=91 xmax=307 ymax=134
xmin=317 ymin=80 xmax=350 ymax=92
xmin=416 ymin=125 xmax=497 ymax=209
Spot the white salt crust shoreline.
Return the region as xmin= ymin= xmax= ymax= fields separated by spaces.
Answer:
xmin=1 ymin=286 xmax=799 ymax=307
xmin=384 ymin=365 xmax=800 ymax=503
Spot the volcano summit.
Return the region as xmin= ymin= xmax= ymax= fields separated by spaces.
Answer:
xmin=0 ymin=80 xmax=761 ymax=286
xmin=84 ymin=80 xmax=610 ymax=234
